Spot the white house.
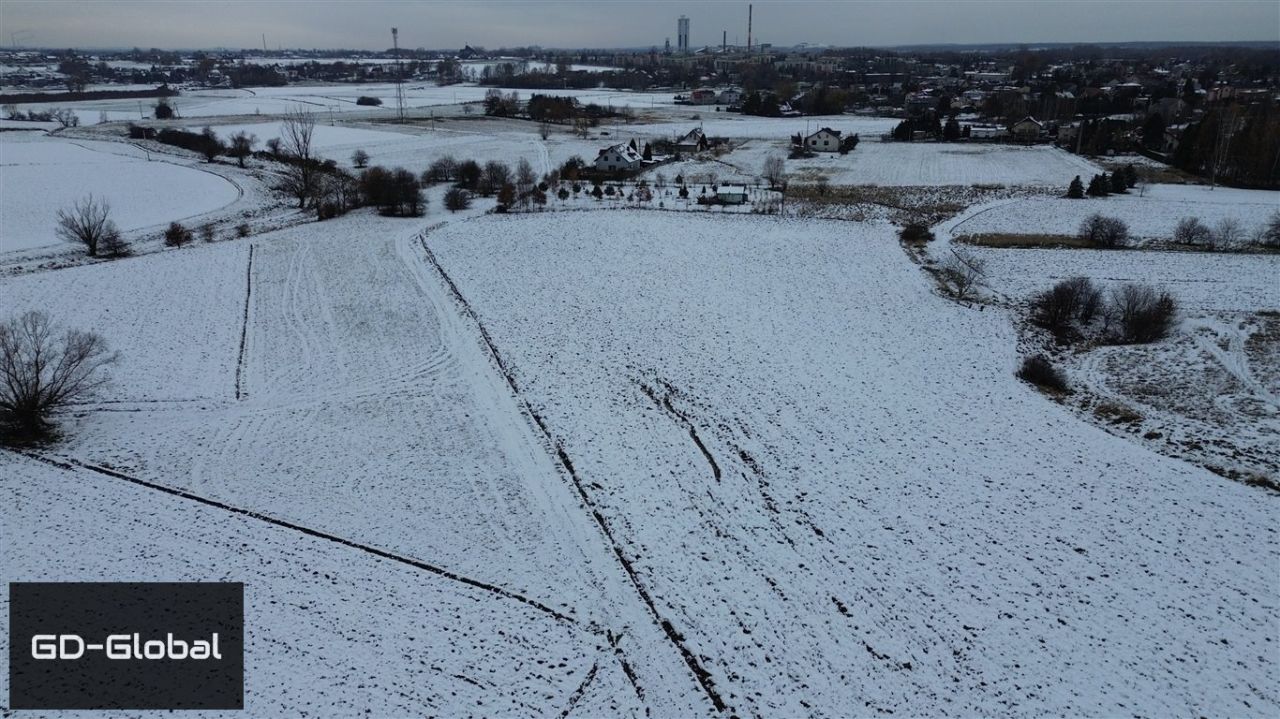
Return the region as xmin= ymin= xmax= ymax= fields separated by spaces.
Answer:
xmin=804 ymin=127 xmax=842 ymax=152
xmin=594 ymin=143 xmax=643 ymax=172
xmin=676 ymin=127 xmax=707 ymax=154
xmin=717 ymin=87 xmax=743 ymax=105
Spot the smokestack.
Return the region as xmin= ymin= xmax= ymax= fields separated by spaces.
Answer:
xmin=723 ymin=30 xmax=726 ymax=51
xmin=747 ymin=4 xmax=753 ymax=52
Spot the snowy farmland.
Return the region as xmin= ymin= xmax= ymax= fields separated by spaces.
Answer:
xmin=1 ymin=78 xmax=1278 ymax=717
xmin=0 ymin=131 xmax=240 ymax=252
xmin=953 ymin=183 xmax=1280 ymax=241
xmin=427 ymin=211 xmax=1278 ymax=718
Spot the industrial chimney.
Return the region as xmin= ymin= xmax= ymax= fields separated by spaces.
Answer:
xmin=747 ymin=4 xmax=753 ymax=52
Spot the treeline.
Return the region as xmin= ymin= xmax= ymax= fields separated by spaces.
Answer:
xmin=0 ymin=86 xmax=176 ymax=106
xmin=1171 ymin=103 xmax=1280 ymax=189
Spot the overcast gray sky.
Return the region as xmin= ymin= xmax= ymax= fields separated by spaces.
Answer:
xmin=3 ymin=1 xmax=1277 ymax=50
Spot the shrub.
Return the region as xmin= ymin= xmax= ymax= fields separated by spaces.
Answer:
xmin=1017 ymin=355 xmax=1069 ymax=392
xmin=1110 ymin=284 xmax=1177 ymax=344
xmin=443 ymin=187 xmax=471 ymax=212
xmin=163 ymin=221 xmax=193 ymax=248
xmin=235 ymin=222 xmax=251 ymax=238
xmin=899 ymin=222 xmax=935 ymax=244
xmin=1032 ymin=276 xmax=1098 ymax=334
xmin=1079 ymin=213 xmax=1128 ymax=248
xmin=1261 ymin=211 xmax=1280 ymax=248
xmin=1173 ymin=217 xmax=1212 ymax=247
xmin=99 ymin=227 xmax=130 ymax=257
xmin=198 ymin=223 xmax=216 ymax=243
xmin=0 ymin=310 xmax=117 ymax=441
xmin=1213 ymin=218 xmax=1245 ymax=250
xmin=355 ymin=96 xmax=382 ymax=106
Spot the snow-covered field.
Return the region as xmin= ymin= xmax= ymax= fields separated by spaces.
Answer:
xmin=428 ymin=210 xmax=1278 ymax=717
xmin=779 ymin=140 xmax=1102 ymax=186
xmin=0 ymin=131 xmax=240 ymax=252
xmin=7 ymin=83 xmax=683 ymax=125
xmin=971 ymin=242 xmax=1280 ymax=312
xmin=2 ymin=75 xmax=1277 ymax=717
xmin=954 ymin=183 xmax=1279 ymax=241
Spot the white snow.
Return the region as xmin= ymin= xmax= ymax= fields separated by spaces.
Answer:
xmin=954 ymin=183 xmax=1280 ymax=241
xmin=427 ymin=210 xmax=1279 ymax=717
xmin=0 ymin=132 xmax=240 ymax=252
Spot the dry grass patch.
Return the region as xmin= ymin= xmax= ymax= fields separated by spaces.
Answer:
xmin=958 ymin=232 xmax=1090 ymax=249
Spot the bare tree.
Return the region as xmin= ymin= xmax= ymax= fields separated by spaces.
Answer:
xmin=515 ymin=157 xmax=537 ymax=195
xmin=1212 ymin=218 xmax=1245 ymax=250
xmin=56 ymin=195 xmax=119 ymax=257
xmin=280 ymin=107 xmax=318 ymax=208
xmin=351 ymin=148 xmax=370 ymax=169
xmin=538 ymin=122 xmax=551 ymax=140
xmin=50 ymin=108 xmax=79 ymax=129
xmin=938 ymin=248 xmax=986 ymax=301
xmin=227 ymin=131 xmax=257 ymax=167
xmin=0 ymin=311 xmax=117 ymax=439
xmin=762 ymin=155 xmax=786 ymax=189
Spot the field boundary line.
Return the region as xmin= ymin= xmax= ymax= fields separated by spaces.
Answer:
xmin=5 ymin=448 xmax=582 ymax=628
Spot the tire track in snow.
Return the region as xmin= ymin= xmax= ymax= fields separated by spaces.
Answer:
xmin=7 ymin=449 xmax=583 ymax=628
xmin=414 ymin=230 xmax=728 ymax=715
xmin=235 ymin=244 xmax=255 ymax=400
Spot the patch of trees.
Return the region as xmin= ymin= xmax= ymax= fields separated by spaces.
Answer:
xmin=359 ymin=166 xmax=423 ymax=216
xmin=1172 ymin=102 xmax=1280 ymax=189
xmin=1030 ymin=276 xmax=1177 ymax=345
xmin=740 ymin=91 xmax=783 ymax=117
xmin=891 ymin=115 xmax=942 ymax=141
xmin=0 ymin=86 xmax=175 ymax=106
xmin=1172 ymin=213 xmax=1277 ymax=251
xmin=226 ymin=65 xmax=286 ymax=88
xmin=355 ymin=96 xmax=382 ymax=106
xmin=151 ymin=126 xmax=225 ymax=162
xmin=0 ymin=310 xmax=117 ymax=443
xmin=3 ymin=107 xmax=79 ymax=128
xmin=1073 ymin=166 xmax=1137 ymax=197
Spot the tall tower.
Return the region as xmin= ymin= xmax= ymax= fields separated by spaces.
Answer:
xmin=747 ymin=4 xmax=753 ymax=52
xmin=391 ymin=27 xmax=405 ymax=123
xmin=677 ymin=15 xmax=690 ymax=54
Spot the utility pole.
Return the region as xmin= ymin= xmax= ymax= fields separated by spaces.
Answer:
xmin=392 ymin=27 xmax=406 ymax=123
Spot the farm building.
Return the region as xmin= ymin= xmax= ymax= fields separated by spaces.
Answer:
xmin=716 ymin=185 xmax=748 ymax=204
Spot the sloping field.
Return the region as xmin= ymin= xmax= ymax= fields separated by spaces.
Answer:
xmin=0 ymin=454 xmax=630 ymax=717
xmin=428 ymin=210 xmax=1279 ymax=718
xmin=0 ymin=132 xmax=240 ymax=252
xmin=953 ymin=183 xmax=1279 ymax=241
xmin=0 ymin=212 xmax=711 ymax=716
xmin=773 ymin=140 xmax=1100 ymax=186
xmin=970 ymin=243 xmax=1280 ymax=312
